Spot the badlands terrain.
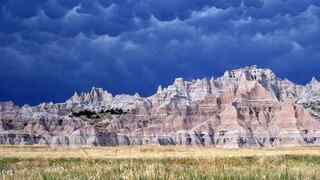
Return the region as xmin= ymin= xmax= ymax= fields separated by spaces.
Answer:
xmin=1 ymin=65 xmax=320 ymax=148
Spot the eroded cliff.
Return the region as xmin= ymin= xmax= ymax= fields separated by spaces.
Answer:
xmin=1 ymin=66 xmax=320 ymax=148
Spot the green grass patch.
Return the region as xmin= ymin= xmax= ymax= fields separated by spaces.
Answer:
xmin=0 ymin=155 xmax=320 ymax=179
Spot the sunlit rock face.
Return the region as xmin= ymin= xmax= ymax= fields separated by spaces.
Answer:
xmin=297 ymin=78 xmax=320 ymax=120
xmin=1 ymin=65 xmax=320 ymax=148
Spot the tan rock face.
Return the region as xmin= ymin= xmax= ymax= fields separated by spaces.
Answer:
xmin=1 ymin=65 xmax=320 ymax=147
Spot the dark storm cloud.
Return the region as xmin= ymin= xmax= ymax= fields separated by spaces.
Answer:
xmin=1 ymin=0 xmax=320 ymax=105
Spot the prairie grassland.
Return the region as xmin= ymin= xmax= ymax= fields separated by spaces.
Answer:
xmin=2 ymin=145 xmax=320 ymax=159
xmin=1 ymin=145 xmax=320 ymax=179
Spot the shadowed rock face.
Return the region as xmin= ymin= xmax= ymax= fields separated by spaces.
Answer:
xmin=1 ymin=66 xmax=320 ymax=148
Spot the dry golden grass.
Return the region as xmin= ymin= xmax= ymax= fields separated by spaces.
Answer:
xmin=1 ymin=145 xmax=320 ymax=160
xmin=1 ymin=145 xmax=320 ymax=179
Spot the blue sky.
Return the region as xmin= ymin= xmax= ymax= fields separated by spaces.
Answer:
xmin=1 ymin=0 xmax=320 ymax=105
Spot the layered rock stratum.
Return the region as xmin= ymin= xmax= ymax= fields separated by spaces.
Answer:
xmin=1 ymin=66 xmax=320 ymax=148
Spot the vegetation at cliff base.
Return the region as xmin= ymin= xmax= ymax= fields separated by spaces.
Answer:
xmin=0 ymin=146 xmax=320 ymax=180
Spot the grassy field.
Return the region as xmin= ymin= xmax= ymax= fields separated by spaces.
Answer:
xmin=1 ymin=145 xmax=320 ymax=179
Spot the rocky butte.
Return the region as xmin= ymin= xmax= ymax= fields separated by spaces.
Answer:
xmin=1 ymin=66 xmax=320 ymax=148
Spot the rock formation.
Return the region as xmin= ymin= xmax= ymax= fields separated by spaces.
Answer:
xmin=1 ymin=65 xmax=320 ymax=148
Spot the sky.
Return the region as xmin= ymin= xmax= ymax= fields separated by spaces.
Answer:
xmin=1 ymin=0 xmax=320 ymax=105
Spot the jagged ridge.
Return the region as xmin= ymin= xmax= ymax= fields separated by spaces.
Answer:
xmin=1 ymin=65 xmax=320 ymax=148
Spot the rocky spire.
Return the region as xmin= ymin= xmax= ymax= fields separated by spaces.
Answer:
xmin=70 ymin=92 xmax=81 ymax=103
xmin=157 ymin=85 xmax=163 ymax=94
xmin=306 ymin=77 xmax=320 ymax=93
xmin=174 ymin=77 xmax=185 ymax=89
xmin=310 ymin=77 xmax=319 ymax=86
xmin=66 ymin=87 xmax=113 ymax=105
xmin=222 ymin=65 xmax=276 ymax=82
